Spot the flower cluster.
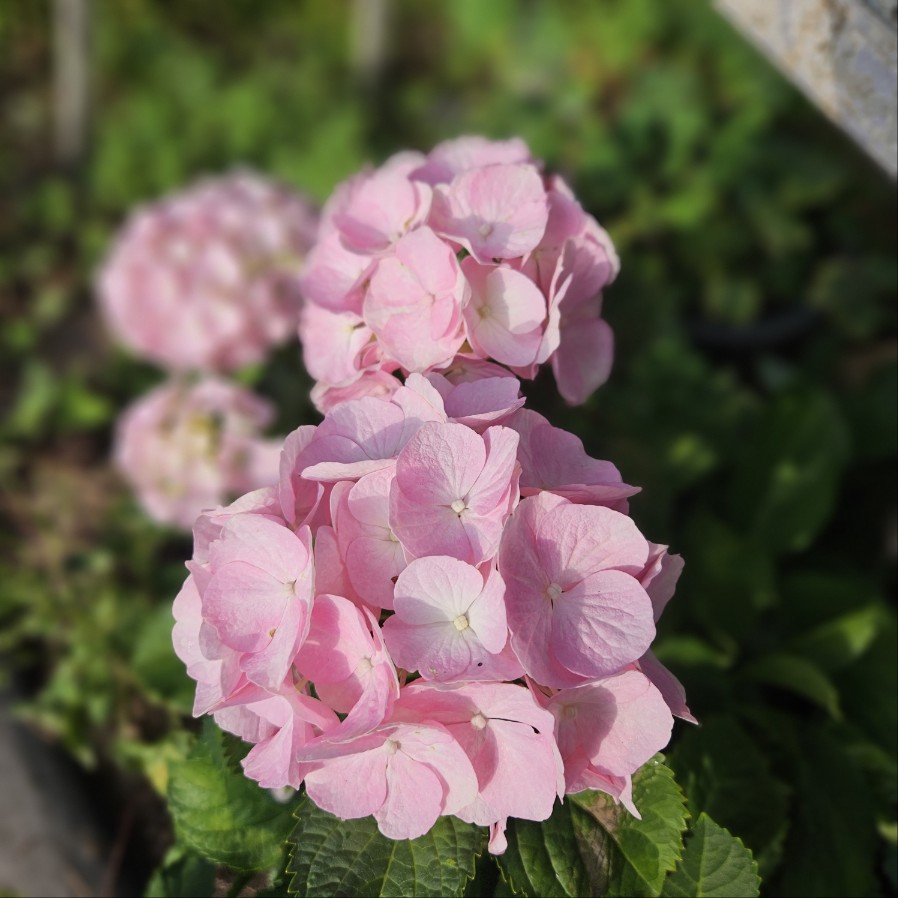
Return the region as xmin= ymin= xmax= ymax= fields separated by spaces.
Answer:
xmin=100 ymin=171 xmax=318 ymax=527
xmin=299 ymin=136 xmax=619 ymax=412
xmin=173 ymin=375 xmax=691 ymax=852
xmin=114 ymin=378 xmax=282 ymax=530
xmin=99 ymin=170 xmax=318 ymax=373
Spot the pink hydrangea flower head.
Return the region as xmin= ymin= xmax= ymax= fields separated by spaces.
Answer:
xmin=172 ymin=383 xmax=687 ymax=848
xmin=298 ymin=137 xmax=620 ymax=407
xmin=114 ymin=377 xmax=281 ymax=530
xmin=99 ymin=170 xmax=318 ymax=372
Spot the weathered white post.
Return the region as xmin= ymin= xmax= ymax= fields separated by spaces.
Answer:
xmin=53 ymin=0 xmax=90 ymax=166
xmin=716 ymin=0 xmax=897 ymax=177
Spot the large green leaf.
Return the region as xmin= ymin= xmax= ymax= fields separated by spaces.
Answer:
xmin=287 ymin=797 xmax=484 ymax=897
xmin=773 ymin=727 xmax=880 ymax=897
xmin=668 ymin=716 xmax=789 ymax=878
xmin=727 ymin=387 xmax=850 ymax=555
xmin=661 ymin=814 xmax=760 ymax=897
xmin=167 ymin=719 xmax=294 ymax=871
xmin=743 ymin=653 xmax=842 ymax=719
xmin=498 ymin=799 xmax=595 ymax=897
xmin=499 ymin=757 xmax=688 ymax=897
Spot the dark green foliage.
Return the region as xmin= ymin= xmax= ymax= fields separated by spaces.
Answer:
xmin=287 ymin=797 xmax=484 ymax=897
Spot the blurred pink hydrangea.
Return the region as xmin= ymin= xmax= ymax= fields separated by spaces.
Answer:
xmin=99 ymin=171 xmax=318 ymax=372
xmin=299 ymin=136 xmax=620 ymax=412
xmin=114 ymin=377 xmax=282 ymax=530
xmin=173 ymin=376 xmax=689 ymax=851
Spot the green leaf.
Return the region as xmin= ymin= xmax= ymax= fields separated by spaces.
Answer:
xmin=287 ymin=796 xmax=484 ymax=897
xmin=144 ymin=846 xmax=217 ymax=898
xmin=498 ymin=800 xmax=594 ymax=897
xmin=668 ymin=716 xmax=790 ymax=878
xmin=773 ymin=726 xmax=880 ymax=897
xmin=661 ymin=814 xmax=760 ymax=897
xmin=727 ymin=388 xmax=850 ymax=555
xmin=499 ymin=757 xmax=688 ymax=897
xmin=791 ymin=605 xmax=887 ymax=673
xmin=167 ymin=719 xmax=294 ymax=871
xmin=743 ymin=653 xmax=842 ymax=719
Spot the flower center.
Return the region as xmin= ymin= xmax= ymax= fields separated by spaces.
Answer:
xmin=385 ymin=738 xmax=400 ymax=755
xmin=546 ymin=582 xmax=563 ymax=602
xmin=453 ymin=614 xmax=470 ymax=632
xmin=357 ymin=656 xmax=373 ymax=673
xmin=450 ymin=499 xmax=466 ymax=515
xmin=478 ymin=223 xmax=494 ymax=238
xmin=471 ymin=712 xmax=488 ymax=730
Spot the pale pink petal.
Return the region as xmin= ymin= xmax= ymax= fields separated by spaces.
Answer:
xmin=551 ymin=315 xmax=614 ymax=405
xmin=552 ymin=570 xmax=656 ymax=678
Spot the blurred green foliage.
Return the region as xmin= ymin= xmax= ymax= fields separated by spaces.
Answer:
xmin=0 ymin=1 xmax=895 ymax=895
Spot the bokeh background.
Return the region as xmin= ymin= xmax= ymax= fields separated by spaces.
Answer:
xmin=1 ymin=1 xmax=895 ymax=896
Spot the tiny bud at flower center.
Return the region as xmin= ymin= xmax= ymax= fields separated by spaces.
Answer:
xmin=453 ymin=614 xmax=470 ymax=631
xmin=385 ymin=738 xmax=400 ymax=755
xmin=471 ymin=712 xmax=488 ymax=730
xmin=546 ymin=582 xmax=563 ymax=602
xmin=450 ymin=499 xmax=466 ymax=514
xmin=357 ymin=656 xmax=373 ymax=673
xmin=478 ymin=223 xmax=494 ymax=238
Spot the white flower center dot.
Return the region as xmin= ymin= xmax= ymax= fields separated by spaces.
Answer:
xmin=385 ymin=739 xmax=400 ymax=755
xmin=450 ymin=499 xmax=466 ymax=514
xmin=546 ymin=582 xmax=563 ymax=602
xmin=478 ymin=223 xmax=494 ymax=238
xmin=471 ymin=712 xmax=488 ymax=730
xmin=453 ymin=614 xmax=470 ymax=632
xmin=357 ymin=656 xmax=373 ymax=673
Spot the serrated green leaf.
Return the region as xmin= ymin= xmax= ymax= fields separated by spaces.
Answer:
xmin=167 ymin=719 xmax=293 ymax=871
xmin=499 ymin=757 xmax=688 ymax=898
xmin=574 ymin=757 xmax=690 ymax=897
xmin=498 ymin=800 xmax=594 ymax=897
xmin=668 ymin=716 xmax=789 ymax=878
xmin=744 ymin=653 xmax=841 ymax=719
xmin=661 ymin=814 xmax=759 ymax=897
xmin=287 ymin=796 xmax=484 ymax=897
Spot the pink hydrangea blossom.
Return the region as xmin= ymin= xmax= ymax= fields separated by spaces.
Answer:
xmin=173 ymin=387 xmax=687 ymax=852
xmin=99 ymin=170 xmax=318 ymax=372
xmin=114 ymin=377 xmax=281 ymax=530
xmin=297 ymin=137 xmax=619 ymax=410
